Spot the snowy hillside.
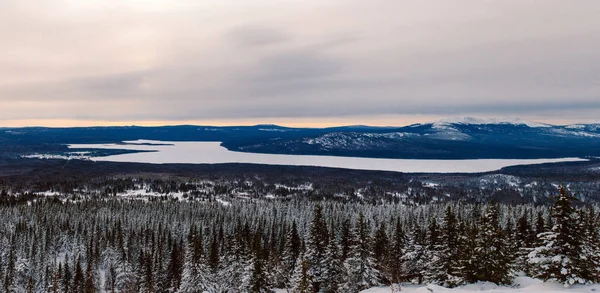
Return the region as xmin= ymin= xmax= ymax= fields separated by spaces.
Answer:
xmin=4 ymin=119 xmax=600 ymax=159
xmin=359 ymin=277 xmax=600 ymax=293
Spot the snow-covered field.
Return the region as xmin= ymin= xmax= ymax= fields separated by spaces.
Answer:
xmin=274 ymin=277 xmax=600 ymax=293
xmin=67 ymin=140 xmax=586 ymax=173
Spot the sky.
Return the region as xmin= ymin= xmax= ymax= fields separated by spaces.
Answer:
xmin=1 ymin=0 xmax=599 ymax=127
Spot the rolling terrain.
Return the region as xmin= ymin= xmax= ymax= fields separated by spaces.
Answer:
xmin=2 ymin=118 xmax=600 ymax=160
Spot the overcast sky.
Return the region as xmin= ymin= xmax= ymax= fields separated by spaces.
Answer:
xmin=1 ymin=0 xmax=599 ymax=127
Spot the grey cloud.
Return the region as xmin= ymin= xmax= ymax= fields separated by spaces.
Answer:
xmin=252 ymin=51 xmax=342 ymax=82
xmin=70 ymin=71 xmax=149 ymax=93
xmin=2 ymin=0 xmax=600 ymax=125
xmin=227 ymin=25 xmax=288 ymax=47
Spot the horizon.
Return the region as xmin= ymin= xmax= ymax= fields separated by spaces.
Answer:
xmin=2 ymin=115 xmax=599 ymax=129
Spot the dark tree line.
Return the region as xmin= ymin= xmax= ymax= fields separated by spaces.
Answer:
xmin=0 ymin=187 xmax=598 ymax=292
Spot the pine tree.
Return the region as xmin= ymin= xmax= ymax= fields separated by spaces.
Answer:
xmin=209 ymin=235 xmax=220 ymax=271
xmin=73 ymin=256 xmax=85 ymax=293
xmin=387 ymin=217 xmax=405 ymax=285
xmin=372 ymin=222 xmax=390 ymax=283
xmin=180 ymin=227 xmax=217 ymax=293
xmin=63 ymin=261 xmax=71 ymax=293
xmin=4 ymin=247 xmax=15 ymax=292
xmin=241 ymin=233 xmax=272 ymax=293
xmin=321 ymin=235 xmax=345 ymax=293
xmin=456 ymin=220 xmax=478 ymax=284
xmin=339 ymin=218 xmax=352 ymax=261
xmin=341 ymin=212 xmax=379 ymax=293
xmin=535 ymin=211 xmax=546 ymax=237
xmin=474 ymin=204 xmax=512 ymax=285
xmin=402 ymin=224 xmax=426 ymax=284
xmin=432 ymin=206 xmax=463 ymax=287
xmin=515 ymin=211 xmax=535 ymax=273
xmin=291 ymin=254 xmax=312 ymax=293
xmin=578 ymin=207 xmax=600 ymax=282
xmin=280 ymin=221 xmax=301 ymax=289
xmin=51 ymin=263 xmax=61 ymax=293
xmin=527 ymin=187 xmax=588 ymax=285
xmin=305 ymin=205 xmax=329 ymax=292
xmin=423 ymin=217 xmax=441 ymax=284
xmin=166 ymin=240 xmax=184 ymax=291
xmin=218 ymin=234 xmax=248 ymax=293
xmin=84 ymin=262 xmax=95 ymax=293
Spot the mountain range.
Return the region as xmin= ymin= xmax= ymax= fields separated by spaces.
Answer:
xmin=2 ymin=117 xmax=600 ymax=160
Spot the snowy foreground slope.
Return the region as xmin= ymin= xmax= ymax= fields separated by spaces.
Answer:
xmin=356 ymin=277 xmax=600 ymax=293
xmin=274 ymin=277 xmax=600 ymax=293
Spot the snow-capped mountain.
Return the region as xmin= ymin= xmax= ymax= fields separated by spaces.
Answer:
xmin=434 ymin=117 xmax=552 ymax=128
xmin=231 ymin=118 xmax=600 ymax=159
xmin=3 ymin=119 xmax=600 ymax=160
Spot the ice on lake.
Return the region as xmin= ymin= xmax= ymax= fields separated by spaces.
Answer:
xmin=68 ymin=140 xmax=586 ymax=173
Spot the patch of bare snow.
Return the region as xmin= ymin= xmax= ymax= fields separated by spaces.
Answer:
xmin=216 ymin=198 xmax=231 ymax=206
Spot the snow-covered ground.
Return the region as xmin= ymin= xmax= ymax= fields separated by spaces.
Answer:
xmin=360 ymin=278 xmax=600 ymax=293
xmin=275 ymin=277 xmax=600 ymax=293
xmin=67 ymin=140 xmax=587 ymax=173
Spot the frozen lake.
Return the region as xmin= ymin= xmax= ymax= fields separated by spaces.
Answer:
xmin=68 ymin=140 xmax=586 ymax=173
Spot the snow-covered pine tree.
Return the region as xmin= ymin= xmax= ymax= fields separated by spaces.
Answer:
xmin=73 ymin=255 xmax=85 ymax=293
xmin=527 ymin=186 xmax=588 ymax=285
xmin=321 ymin=233 xmax=345 ymax=293
xmin=401 ymin=224 xmax=426 ymax=284
xmin=291 ymin=253 xmax=312 ymax=293
xmin=434 ymin=206 xmax=463 ymax=287
xmin=514 ymin=211 xmax=535 ymax=274
xmin=305 ymin=205 xmax=329 ymax=292
xmin=387 ymin=217 xmax=405 ymax=285
xmin=4 ymin=247 xmax=15 ymax=292
xmin=166 ymin=239 xmax=184 ymax=292
xmin=218 ymin=233 xmax=249 ymax=293
xmin=372 ymin=222 xmax=390 ymax=283
xmin=474 ymin=204 xmax=512 ymax=285
xmin=240 ymin=229 xmax=273 ymax=293
xmin=423 ymin=217 xmax=441 ymax=284
xmin=580 ymin=206 xmax=600 ymax=283
xmin=180 ymin=226 xmax=217 ymax=293
xmin=456 ymin=219 xmax=477 ymax=284
xmin=241 ymin=253 xmax=272 ymax=293
xmin=279 ymin=221 xmax=302 ymax=289
xmin=339 ymin=218 xmax=352 ymax=261
xmin=341 ymin=212 xmax=379 ymax=293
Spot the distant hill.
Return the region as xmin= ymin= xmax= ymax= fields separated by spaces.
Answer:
xmin=2 ymin=118 xmax=600 ymax=159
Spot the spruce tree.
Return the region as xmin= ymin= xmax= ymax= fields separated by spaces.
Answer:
xmin=241 ymin=233 xmax=272 ymax=293
xmin=62 ymin=261 xmax=71 ymax=293
xmin=434 ymin=206 xmax=463 ymax=287
xmin=73 ymin=256 xmax=85 ymax=293
xmin=305 ymin=205 xmax=329 ymax=292
xmin=180 ymin=227 xmax=216 ymax=293
xmin=341 ymin=212 xmax=379 ymax=293
xmin=321 ymin=235 xmax=345 ymax=293
xmin=372 ymin=222 xmax=390 ymax=283
xmin=474 ymin=204 xmax=512 ymax=285
xmin=515 ymin=211 xmax=534 ymax=273
xmin=582 ymin=207 xmax=600 ymax=282
xmin=166 ymin=240 xmax=184 ymax=291
xmin=387 ymin=217 xmax=405 ymax=285
xmin=291 ymin=254 xmax=312 ymax=293
xmin=402 ymin=225 xmax=426 ymax=284
xmin=280 ymin=221 xmax=302 ymax=289
xmin=4 ymin=248 xmax=15 ymax=292
xmin=527 ymin=187 xmax=588 ymax=285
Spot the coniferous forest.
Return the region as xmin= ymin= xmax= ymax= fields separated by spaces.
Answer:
xmin=0 ymin=186 xmax=599 ymax=293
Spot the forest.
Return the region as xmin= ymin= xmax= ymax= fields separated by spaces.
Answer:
xmin=0 ymin=186 xmax=598 ymax=293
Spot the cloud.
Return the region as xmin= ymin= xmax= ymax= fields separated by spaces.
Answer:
xmin=1 ymin=0 xmax=600 ymax=125
xmin=227 ymin=25 xmax=288 ymax=47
